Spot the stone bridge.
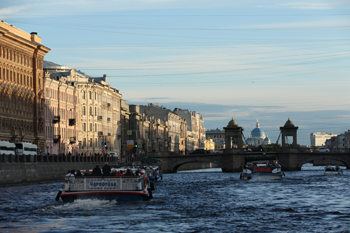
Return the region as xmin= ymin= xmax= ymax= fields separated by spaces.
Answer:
xmin=151 ymin=150 xmax=350 ymax=173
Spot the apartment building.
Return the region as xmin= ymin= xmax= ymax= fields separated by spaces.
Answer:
xmin=0 ymin=20 xmax=50 ymax=151
xmin=173 ymin=108 xmax=206 ymax=152
xmin=44 ymin=61 xmax=122 ymax=155
xmin=310 ymin=132 xmax=337 ymax=147
xmin=140 ymin=104 xmax=186 ymax=154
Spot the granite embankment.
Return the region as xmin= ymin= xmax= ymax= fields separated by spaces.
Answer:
xmin=0 ymin=154 xmax=118 ymax=185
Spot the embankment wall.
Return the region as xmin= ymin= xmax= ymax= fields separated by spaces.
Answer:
xmin=0 ymin=162 xmax=118 ymax=185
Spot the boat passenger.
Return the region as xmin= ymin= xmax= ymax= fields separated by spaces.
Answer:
xmin=102 ymin=162 xmax=111 ymax=176
xmin=75 ymin=170 xmax=83 ymax=177
xmin=91 ymin=165 xmax=102 ymax=176
xmin=110 ymin=169 xmax=117 ymax=176
xmin=65 ymin=170 xmax=75 ymax=183
xmin=115 ymin=170 xmax=123 ymax=177
xmin=123 ymin=169 xmax=135 ymax=176
xmin=84 ymin=169 xmax=91 ymax=176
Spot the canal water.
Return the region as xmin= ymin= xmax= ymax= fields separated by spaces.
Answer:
xmin=1 ymin=164 xmax=350 ymax=233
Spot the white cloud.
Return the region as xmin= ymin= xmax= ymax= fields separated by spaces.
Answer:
xmin=2 ymin=0 xmax=350 ymax=19
xmin=0 ymin=5 xmax=28 ymax=19
xmin=277 ymin=2 xmax=333 ymax=10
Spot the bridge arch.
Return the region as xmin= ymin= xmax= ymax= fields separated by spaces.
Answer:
xmin=171 ymin=157 xmax=223 ymax=173
xmin=298 ymin=155 xmax=350 ymax=169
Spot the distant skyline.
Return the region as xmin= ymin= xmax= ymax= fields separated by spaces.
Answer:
xmin=1 ymin=0 xmax=349 ymax=145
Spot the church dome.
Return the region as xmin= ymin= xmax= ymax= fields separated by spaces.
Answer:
xmin=263 ymin=134 xmax=271 ymax=144
xmin=251 ymin=120 xmax=266 ymax=138
xmin=246 ymin=134 xmax=254 ymax=145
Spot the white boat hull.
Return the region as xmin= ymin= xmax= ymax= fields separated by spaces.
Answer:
xmin=324 ymin=171 xmax=343 ymax=175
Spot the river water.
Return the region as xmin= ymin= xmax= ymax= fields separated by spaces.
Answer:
xmin=0 ymin=164 xmax=350 ymax=233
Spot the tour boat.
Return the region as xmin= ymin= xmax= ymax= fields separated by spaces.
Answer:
xmin=324 ymin=165 xmax=343 ymax=175
xmin=56 ymin=172 xmax=153 ymax=203
xmin=240 ymin=160 xmax=285 ymax=180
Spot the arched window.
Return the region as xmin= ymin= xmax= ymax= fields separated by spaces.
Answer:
xmin=82 ymin=106 xmax=86 ymax=115
xmin=89 ymin=91 xmax=92 ymax=99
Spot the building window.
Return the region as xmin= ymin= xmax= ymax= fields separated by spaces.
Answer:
xmin=82 ymin=91 xmax=85 ymax=99
xmin=82 ymin=123 xmax=86 ymax=132
xmin=82 ymin=106 xmax=86 ymax=115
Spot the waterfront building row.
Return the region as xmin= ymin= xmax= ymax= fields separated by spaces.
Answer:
xmin=0 ymin=20 xmax=206 ymax=157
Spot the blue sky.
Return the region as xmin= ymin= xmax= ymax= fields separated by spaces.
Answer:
xmin=1 ymin=0 xmax=350 ymax=146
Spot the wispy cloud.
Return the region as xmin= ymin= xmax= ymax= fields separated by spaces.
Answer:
xmin=277 ymin=2 xmax=333 ymax=10
xmin=2 ymin=0 xmax=350 ymax=19
xmin=240 ymin=19 xmax=350 ymax=30
xmin=0 ymin=5 xmax=28 ymax=19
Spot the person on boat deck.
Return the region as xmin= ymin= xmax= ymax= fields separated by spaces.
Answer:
xmin=65 ymin=170 xmax=75 ymax=182
xmin=65 ymin=170 xmax=71 ymax=177
xmin=91 ymin=165 xmax=102 ymax=176
xmin=110 ymin=169 xmax=117 ymax=176
xmin=84 ymin=169 xmax=91 ymax=176
xmin=75 ymin=170 xmax=83 ymax=177
xmin=123 ymin=169 xmax=135 ymax=176
xmin=102 ymin=162 xmax=112 ymax=176
xmin=115 ymin=170 xmax=123 ymax=177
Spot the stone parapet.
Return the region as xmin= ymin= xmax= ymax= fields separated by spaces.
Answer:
xmin=0 ymin=161 xmax=120 ymax=185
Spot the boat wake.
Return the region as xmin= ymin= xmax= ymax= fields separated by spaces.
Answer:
xmin=56 ymin=199 xmax=117 ymax=210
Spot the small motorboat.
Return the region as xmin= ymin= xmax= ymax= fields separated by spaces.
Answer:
xmin=240 ymin=160 xmax=285 ymax=180
xmin=324 ymin=165 xmax=343 ymax=175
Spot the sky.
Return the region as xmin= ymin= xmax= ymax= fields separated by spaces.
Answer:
xmin=1 ymin=0 xmax=350 ymax=146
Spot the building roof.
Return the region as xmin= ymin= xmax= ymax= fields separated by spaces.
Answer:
xmin=206 ymin=128 xmax=224 ymax=134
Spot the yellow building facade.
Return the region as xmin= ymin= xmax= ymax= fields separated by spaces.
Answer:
xmin=0 ymin=20 xmax=50 ymax=151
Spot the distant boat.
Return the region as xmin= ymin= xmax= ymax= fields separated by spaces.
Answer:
xmin=240 ymin=160 xmax=285 ymax=180
xmin=324 ymin=165 xmax=343 ymax=175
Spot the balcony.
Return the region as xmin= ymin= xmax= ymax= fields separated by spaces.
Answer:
xmin=69 ymin=119 xmax=76 ymax=126
xmin=70 ymin=137 xmax=76 ymax=144
xmin=98 ymin=131 xmax=103 ymax=136
xmin=53 ymin=116 xmax=60 ymax=124
xmin=53 ymin=135 xmax=61 ymax=143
